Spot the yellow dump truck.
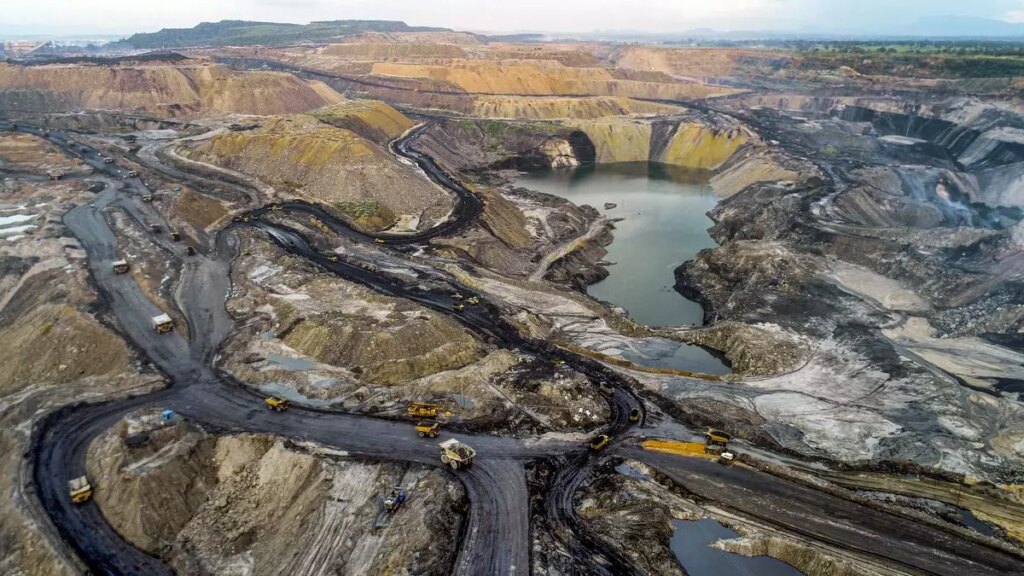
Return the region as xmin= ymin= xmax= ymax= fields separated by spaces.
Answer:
xmin=704 ymin=428 xmax=732 ymax=455
xmin=416 ymin=422 xmax=441 ymax=438
xmin=590 ymin=434 xmax=610 ymax=451
xmin=408 ymin=403 xmax=442 ymax=418
xmin=152 ymin=314 xmax=173 ymax=334
xmin=439 ymin=439 xmax=475 ymax=470
xmin=68 ymin=476 xmax=92 ymax=504
xmin=705 ymin=429 xmax=732 ymax=445
xmin=264 ymin=396 xmax=289 ymax=411
xmin=112 ymin=259 xmax=129 ymax=274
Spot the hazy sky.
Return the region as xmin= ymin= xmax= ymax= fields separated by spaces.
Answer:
xmin=5 ymin=0 xmax=1024 ymax=35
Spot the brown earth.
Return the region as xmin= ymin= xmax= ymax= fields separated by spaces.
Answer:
xmin=181 ymin=113 xmax=450 ymax=231
xmin=87 ymin=412 xmax=465 ymax=575
xmin=0 ymin=147 xmax=152 ymax=575
xmin=0 ymin=60 xmax=343 ymax=118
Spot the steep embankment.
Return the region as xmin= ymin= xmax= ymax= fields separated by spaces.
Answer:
xmin=470 ymin=96 xmax=681 ymax=120
xmin=0 ymin=61 xmax=343 ymax=118
xmin=415 ymin=112 xmax=755 ymax=172
xmin=87 ymin=414 xmax=464 ymax=575
xmin=310 ymin=99 xmax=416 ymax=145
xmin=181 ymin=112 xmax=451 ymax=231
xmin=659 ymin=123 xmax=753 ymax=170
xmin=611 ymin=46 xmax=792 ymax=82
xmin=369 ymin=62 xmax=735 ymax=99
xmin=565 ymin=117 xmax=653 ymax=163
xmin=321 ymin=42 xmax=469 ymax=60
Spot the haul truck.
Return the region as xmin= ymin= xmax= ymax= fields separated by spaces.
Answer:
xmin=152 ymin=313 xmax=173 ymax=334
xmin=68 ymin=476 xmax=93 ymax=504
xmin=112 ymin=259 xmax=129 ymax=274
xmin=264 ymin=396 xmax=289 ymax=411
xmin=704 ymin=428 xmax=736 ymax=464
xmin=416 ymin=422 xmax=441 ymax=438
xmin=439 ymin=439 xmax=475 ymax=470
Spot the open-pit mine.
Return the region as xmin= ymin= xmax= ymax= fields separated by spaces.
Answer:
xmin=1 ymin=18 xmax=1023 ymax=576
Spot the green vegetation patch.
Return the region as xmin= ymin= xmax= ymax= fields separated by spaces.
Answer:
xmin=111 ymin=20 xmax=450 ymax=49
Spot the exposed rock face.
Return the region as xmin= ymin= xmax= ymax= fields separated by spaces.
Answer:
xmin=567 ymin=117 xmax=652 ymax=163
xmin=709 ymin=151 xmax=802 ymax=198
xmin=470 ymin=96 xmax=681 ymax=120
xmin=0 ymin=61 xmax=343 ymax=118
xmin=415 ymin=117 xmax=594 ymax=171
xmin=181 ymin=114 xmax=451 ymax=231
xmin=309 ymin=99 xmax=415 ymax=145
xmin=714 ymin=534 xmax=892 ymax=576
xmin=659 ymin=122 xmax=752 ymax=170
xmin=87 ymin=413 xmax=464 ymax=575
xmin=611 ymin=46 xmax=792 ymax=82
xmin=321 ymin=42 xmax=469 ymax=60
xmin=575 ymin=464 xmax=687 ymax=576
xmin=543 ymin=225 xmax=612 ymax=287
xmin=539 ymin=138 xmax=580 ymax=168
xmin=416 ymin=112 xmax=753 ymax=174
xmin=663 ymin=321 xmax=811 ymax=376
xmin=225 ymin=233 xmax=486 ymax=391
xmin=671 ymin=103 xmax=1024 ymax=479
xmin=368 ymin=62 xmax=735 ymax=100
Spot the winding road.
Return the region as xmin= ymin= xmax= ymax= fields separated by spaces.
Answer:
xmin=6 ymin=117 xmax=1024 ymax=576
xmin=9 ymin=120 xmax=642 ymax=576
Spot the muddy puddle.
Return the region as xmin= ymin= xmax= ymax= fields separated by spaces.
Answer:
xmin=670 ymin=518 xmax=805 ymax=576
xmin=517 ymin=163 xmax=717 ymax=327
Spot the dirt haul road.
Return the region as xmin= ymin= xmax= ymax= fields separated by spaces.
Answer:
xmin=10 ymin=118 xmax=1023 ymax=576
xmin=13 ymin=120 xmax=641 ymax=576
xmin=632 ymin=449 xmax=1024 ymax=576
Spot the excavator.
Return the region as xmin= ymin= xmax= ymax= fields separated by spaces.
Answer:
xmin=407 ymin=403 xmax=443 ymax=418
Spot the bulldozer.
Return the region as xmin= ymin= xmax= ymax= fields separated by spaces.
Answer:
xmin=264 ymin=396 xmax=289 ymax=412
xmin=439 ymin=439 xmax=475 ymax=470
xmin=416 ymin=422 xmax=441 ymax=438
xmin=68 ymin=476 xmax=93 ymax=504
xmin=407 ymin=402 xmax=442 ymax=418
xmin=152 ymin=314 xmax=173 ymax=334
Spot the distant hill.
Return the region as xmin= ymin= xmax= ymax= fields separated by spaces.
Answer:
xmin=109 ymin=20 xmax=450 ymax=49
